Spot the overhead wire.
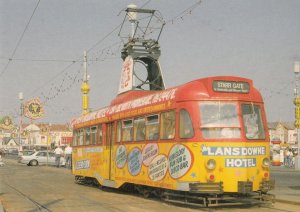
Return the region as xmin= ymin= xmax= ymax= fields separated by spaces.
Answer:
xmin=5 ymin=1 xmax=205 ymax=121
xmin=0 ymin=0 xmax=41 ymax=77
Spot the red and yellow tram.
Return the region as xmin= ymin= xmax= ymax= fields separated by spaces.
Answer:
xmin=71 ymin=76 xmax=274 ymax=207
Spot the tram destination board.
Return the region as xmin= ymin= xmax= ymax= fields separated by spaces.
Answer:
xmin=213 ymin=80 xmax=250 ymax=93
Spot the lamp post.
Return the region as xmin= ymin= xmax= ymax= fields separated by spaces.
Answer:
xmin=18 ymin=92 xmax=23 ymax=151
xmin=294 ymin=61 xmax=300 ymax=170
xmin=47 ymin=123 xmax=52 ymax=166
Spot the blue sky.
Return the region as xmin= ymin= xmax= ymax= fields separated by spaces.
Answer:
xmin=1 ymin=0 xmax=300 ymax=124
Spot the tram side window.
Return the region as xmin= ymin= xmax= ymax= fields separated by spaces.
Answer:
xmin=79 ymin=129 xmax=84 ymax=145
xmin=200 ymin=102 xmax=241 ymax=139
xmin=180 ymin=109 xmax=194 ymax=138
xmin=98 ymin=124 xmax=103 ymax=144
xmin=146 ymin=114 xmax=159 ymax=140
xmin=134 ymin=117 xmax=145 ymax=141
xmin=73 ymin=130 xmax=78 ymax=146
xmin=117 ymin=121 xmax=122 ymax=143
xmin=160 ymin=111 xmax=176 ymax=139
xmin=122 ymin=119 xmax=133 ymax=141
xmin=76 ymin=130 xmax=80 ymax=146
xmin=242 ymin=104 xmax=265 ymax=140
xmin=91 ymin=126 xmax=97 ymax=144
xmin=85 ymin=127 xmax=91 ymax=145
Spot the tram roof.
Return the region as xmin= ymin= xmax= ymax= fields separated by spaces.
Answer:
xmin=111 ymin=75 xmax=261 ymax=104
xmin=71 ymin=76 xmax=262 ymax=127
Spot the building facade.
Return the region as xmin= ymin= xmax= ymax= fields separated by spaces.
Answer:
xmin=0 ymin=122 xmax=72 ymax=151
xmin=268 ymin=122 xmax=297 ymax=150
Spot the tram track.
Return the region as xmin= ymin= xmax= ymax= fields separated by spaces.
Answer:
xmin=3 ymin=181 xmax=51 ymax=211
xmin=1 ymin=159 xmax=299 ymax=211
xmin=1 ymin=162 xmax=51 ymax=211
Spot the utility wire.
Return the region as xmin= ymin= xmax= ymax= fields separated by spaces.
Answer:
xmin=0 ymin=58 xmax=77 ymax=63
xmin=0 ymin=0 xmax=41 ymax=77
xmin=33 ymin=1 xmax=200 ymax=101
xmin=29 ymin=61 xmax=78 ymax=96
xmin=166 ymin=0 xmax=202 ymax=24
xmin=6 ymin=1 xmax=204 ymax=120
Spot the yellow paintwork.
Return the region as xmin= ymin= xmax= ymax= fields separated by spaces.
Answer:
xmin=72 ymin=140 xmax=270 ymax=193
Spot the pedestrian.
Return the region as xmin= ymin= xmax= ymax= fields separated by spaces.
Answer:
xmin=284 ymin=148 xmax=288 ymax=166
xmin=64 ymin=144 xmax=72 ymax=169
xmin=0 ymin=151 xmax=4 ymax=167
xmin=287 ymin=149 xmax=293 ymax=168
xmin=54 ymin=146 xmax=64 ymax=168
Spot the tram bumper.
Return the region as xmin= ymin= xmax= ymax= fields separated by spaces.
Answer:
xmin=238 ymin=181 xmax=253 ymax=193
xmin=164 ymin=181 xmax=274 ymax=207
xmin=189 ymin=182 xmax=224 ymax=194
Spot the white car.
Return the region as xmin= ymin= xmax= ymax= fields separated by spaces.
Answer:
xmin=20 ymin=151 xmax=66 ymax=166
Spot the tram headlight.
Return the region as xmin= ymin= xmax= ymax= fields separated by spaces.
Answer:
xmin=206 ymin=159 xmax=216 ymax=170
xmin=262 ymin=157 xmax=270 ymax=168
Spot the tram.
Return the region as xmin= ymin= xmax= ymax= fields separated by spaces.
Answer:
xmin=70 ymin=6 xmax=274 ymax=207
xmin=71 ymin=76 xmax=274 ymax=206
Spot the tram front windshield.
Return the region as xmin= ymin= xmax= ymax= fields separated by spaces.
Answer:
xmin=199 ymin=101 xmax=265 ymax=140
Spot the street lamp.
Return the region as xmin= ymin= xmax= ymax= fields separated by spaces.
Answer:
xmin=294 ymin=61 xmax=300 ymax=170
xmin=18 ymin=92 xmax=23 ymax=151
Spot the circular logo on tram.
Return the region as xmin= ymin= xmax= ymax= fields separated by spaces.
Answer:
xmin=142 ymin=143 xmax=159 ymax=166
xmin=148 ymin=154 xmax=168 ymax=181
xmin=168 ymin=144 xmax=192 ymax=179
xmin=127 ymin=147 xmax=142 ymax=176
xmin=116 ymin=145 xmax=127 ymax=169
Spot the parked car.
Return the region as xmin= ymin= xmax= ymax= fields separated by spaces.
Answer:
xmin=8 ymin=149 xmax=19 ymax=155
xmin=20 ymin=151 xmax=66 ymax=166
xmin=17 ymin=150 xmax=36 ymax=163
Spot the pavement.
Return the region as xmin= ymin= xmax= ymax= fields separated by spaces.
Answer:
xmin=0 ymin=159 xmax=299 ymax=211
xmin=269 ymin=165 xmax=300 ymax=205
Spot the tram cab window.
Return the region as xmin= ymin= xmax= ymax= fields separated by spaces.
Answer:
xmin=134 ymin=117 xmax=145 ymax=141
xmin=91 ymin=126 xmax=97 ymax=144
xmin=146 ymin=114 xmax=159 ymax=140
xmin=122 ymin=119 xmax=133 ymax=141
xmin=160 ymin=111 xmax=176 ymax=139
xmin=242 ymin=104 xmax=265 ymax=139
xmin=180 ymin=109 xmax=194 ymax=138
xmin=200 ymin=102 xmax=241 ymax=139
xmin=79 ymin=129 xmax=84 ymax=145
xmin=98 ymin=124 xmax=103 ymax=144
xmin=85 ymin=127 xmax=91 ymax=145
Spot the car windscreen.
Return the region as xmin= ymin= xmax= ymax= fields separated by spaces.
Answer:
xmin=23 ymin=151 xmax=35 ymax=156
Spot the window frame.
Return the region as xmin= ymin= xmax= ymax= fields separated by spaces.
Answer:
xmin=98 ymin=124 xmax=103 ymax=144
xmin=145 ymin=114 xmax=159 ymax=141
xmin=242 ymin=103 xmax=266 ymax=140
xmin=199 ymin=101 xmax=241 ymax=139
xmin=179 ymin=109 xmax=194 ymax=139
xmin=91 ymin=126 xmax=97 ymax=145
xmin=122 ymin=119 xmax=133 ymax=142
xmin=160 ymin=110 xmax=176 ymax=140
xmin=134 ymin=117 xmax=146 ymax=141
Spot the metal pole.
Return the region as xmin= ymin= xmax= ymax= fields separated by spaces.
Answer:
xmin=294 ymin=61 xmax=300 ymax=170
xmin=18 ymin=92 xmax=23 ymax=151
xmin=47 ymin=123 xmax=51 ymax=166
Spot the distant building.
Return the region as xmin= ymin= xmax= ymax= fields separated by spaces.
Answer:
xmin=21 ymin=123 xmax=72 ymax=149
xmin=268 ymin=122 xmax=297 ymax=149
xmin=1 ymin=137 xmax=19 ymax=151
xmin=0 ymin=122 xmax=72 ymax=150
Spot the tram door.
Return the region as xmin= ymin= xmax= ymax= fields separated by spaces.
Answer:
xmin=106 ymin=122 xmax=115 ymax=180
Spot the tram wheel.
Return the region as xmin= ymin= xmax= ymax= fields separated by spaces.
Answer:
xmin=142 ymin=189 xmax=151 ymax=198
